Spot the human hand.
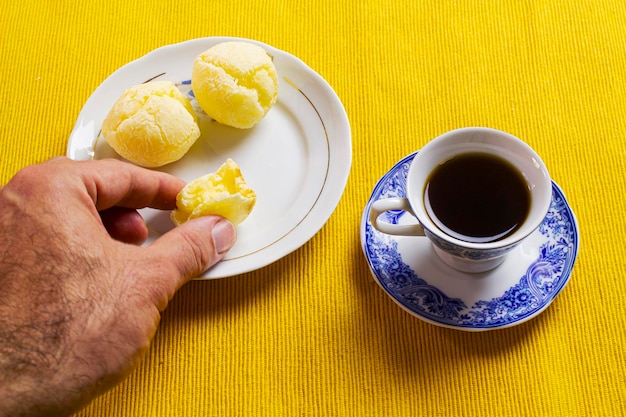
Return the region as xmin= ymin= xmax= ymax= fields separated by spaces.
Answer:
xmin=0 ymin=157 xmax=236 ymax=416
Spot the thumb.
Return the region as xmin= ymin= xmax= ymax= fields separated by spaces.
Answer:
xmin=148 ymin=216 xmax=236 ymax=289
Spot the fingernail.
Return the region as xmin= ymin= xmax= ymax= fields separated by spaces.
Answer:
xmin=212 ymin=219 xmax=236 ymax=255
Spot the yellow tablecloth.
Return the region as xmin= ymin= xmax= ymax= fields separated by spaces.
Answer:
xmin=2 ymin=0 xmax=625 ymax=415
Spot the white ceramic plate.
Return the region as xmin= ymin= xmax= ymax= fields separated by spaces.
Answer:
xmin=361 ymin=152 xmax=579 ymax=331
xmin=68 ymin=37 xmax=352 ymax=278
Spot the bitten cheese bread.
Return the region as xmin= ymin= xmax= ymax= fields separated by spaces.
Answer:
xmin=171 ymin=159 xmax=256 ymax=226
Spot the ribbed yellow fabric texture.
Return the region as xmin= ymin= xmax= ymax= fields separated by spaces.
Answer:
xmin=2 ymin=0 xmax=625 ymax=416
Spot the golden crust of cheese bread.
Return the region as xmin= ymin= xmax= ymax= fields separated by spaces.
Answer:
xmin=101 ymin=81 xmax=200 ymax=168
xmin=191 ymin=42 xmax=278 ymax=129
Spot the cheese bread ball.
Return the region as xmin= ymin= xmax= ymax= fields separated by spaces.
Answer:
xmin=171 ymin=159 xmax=256 ymax=226
xmin=101 ymin=81 xmax=201 ymax=168
xmin=191 ymin=41 xmax=278 ymax=129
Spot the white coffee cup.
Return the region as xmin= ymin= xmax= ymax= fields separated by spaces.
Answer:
xmin=369 ymin=127 xmax=552 ymax=273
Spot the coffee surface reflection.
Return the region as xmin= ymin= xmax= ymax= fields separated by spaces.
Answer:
xmin=424 ymin=152 xmax=531 ymax=243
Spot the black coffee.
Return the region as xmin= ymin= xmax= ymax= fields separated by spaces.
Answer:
xmin=424 ymin=152 xmax=531 ymax=243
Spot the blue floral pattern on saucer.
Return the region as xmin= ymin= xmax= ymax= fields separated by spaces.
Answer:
xmin=361 ymin=152 xmax=579 ymax=330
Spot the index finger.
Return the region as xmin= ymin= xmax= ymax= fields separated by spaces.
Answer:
xmin=51 ymin=157 xmax=186 ymax=211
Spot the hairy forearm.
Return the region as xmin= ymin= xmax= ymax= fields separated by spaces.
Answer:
xmin=0 ymin=329 xmax=73 ymax=416
xmin=0 ymin=380 xmax=73 ymax=417
xmin=0 ymin=265 xmax=73 ymax=416
xmin=0 ymin=242 xmax=101 ymax=417
xmin=0 ymin=253 xmax=154 ymax=416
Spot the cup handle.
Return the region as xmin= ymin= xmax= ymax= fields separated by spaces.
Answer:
xmin=369 ymin=198 xmax=426 ymax=236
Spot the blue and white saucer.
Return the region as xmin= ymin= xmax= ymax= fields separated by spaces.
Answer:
xmin=360 ymin=152 xmax=579 ymax=331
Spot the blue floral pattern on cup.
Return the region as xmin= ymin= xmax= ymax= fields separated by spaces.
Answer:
xmin=362 ymin=152 xmax=579 ymax=329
